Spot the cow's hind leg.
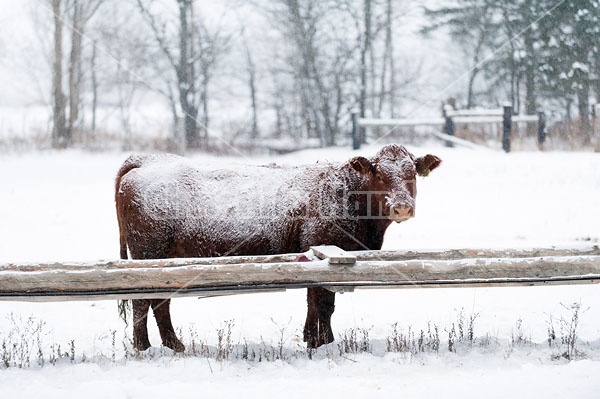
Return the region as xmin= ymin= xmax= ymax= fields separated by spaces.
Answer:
xmin=151 ymin=299 xmax=185 ymax=353
xmin=303 ymin=288 xmax=336 ymax=348
xmin=132 ymin=299 xmax=152 ymax=351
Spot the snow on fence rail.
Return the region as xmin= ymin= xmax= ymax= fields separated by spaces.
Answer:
xmin=0 ymin=245 xmax=599 ymax=302
xmin=352 ymin=105 xmax=546 ymax=152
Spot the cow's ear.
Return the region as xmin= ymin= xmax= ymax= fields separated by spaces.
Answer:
xmin=349 ymin=156 xmax=372 ymax=175
xmin=415 ymin=154 xmax=441 ymax=177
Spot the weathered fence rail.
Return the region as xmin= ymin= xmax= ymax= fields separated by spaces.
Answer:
xmin=1 ymin=246 xmax=598 ymax=302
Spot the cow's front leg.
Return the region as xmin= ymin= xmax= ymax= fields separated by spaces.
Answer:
xmin=303 ymin=288 xmax=336 ymax=348
xmin=132 ymin=299 xmax=152 ymax=351
xmin=151 ymin=299 xmax=185 ymax=353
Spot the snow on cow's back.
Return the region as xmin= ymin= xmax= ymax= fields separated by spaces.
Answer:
xmin=199 ymin=162 xmax=313 ymax=221
xmin=123 ymin=153 xmax=314 ymax=227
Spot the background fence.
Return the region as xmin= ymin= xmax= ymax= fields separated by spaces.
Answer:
xmin=352 ymin=106 xmax=546 ymax=152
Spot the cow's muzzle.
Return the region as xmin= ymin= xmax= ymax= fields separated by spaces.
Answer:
xmin=390 ymin=205 xmax=414 ymax=222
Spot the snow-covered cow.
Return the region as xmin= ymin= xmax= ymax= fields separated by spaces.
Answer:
xmin=115 ymin=144 xmax=441 ymax=352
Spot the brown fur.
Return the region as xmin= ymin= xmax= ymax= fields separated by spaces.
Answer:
xmin=115 ymin=145 xmax=440 ymax=351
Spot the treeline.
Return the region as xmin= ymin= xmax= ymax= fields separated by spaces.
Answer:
xmin=22 ymin=1 xmax=600 ymax=150
xmin=40 ymin=0 xmax=415 ymax=151
xmin=424 ymin=0 xmax=600 ymax=145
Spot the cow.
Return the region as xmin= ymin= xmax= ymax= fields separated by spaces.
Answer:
xmin=115 ymin=144 xmax=441 ymax=352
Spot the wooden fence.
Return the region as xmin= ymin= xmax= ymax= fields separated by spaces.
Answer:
xmin=0 ymin=245 xmax=598 ymax=302
xmin=352 ymin=105 xmax=546 ymax=152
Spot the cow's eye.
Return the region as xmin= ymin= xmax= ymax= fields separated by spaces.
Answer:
xmin=376 ymin=174 xmax=383 ymax=182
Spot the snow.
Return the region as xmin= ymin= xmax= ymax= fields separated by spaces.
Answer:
xmin=572 ymin=61 xmax=590 ymax=74
xmin=0 ymin=145 xmax=599 ymax=397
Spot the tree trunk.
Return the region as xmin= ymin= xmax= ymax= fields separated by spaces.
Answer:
xmin=524 ymin=32 xmax=536 ymax=115
xmin=310 ymin=61 xmax=335 ymax=146
xmin=117 ymin=61 xmax=133 ymax=151
xmin=245 ymin=43 xmax=259 ymax=139
xmin=466 ymin=28 xmax=486 ymax=109
xmin=91 ymin=41 xmax=98 ymax=133
xmin=466 ymin=67 xmax=479 ymax=109
xmin=68 ymin=0 xmax=83 ymax=143
xmin=200 ymin=78 xmax=208 ymax=142
xmin=503 ymin=12 xmax=518 ymax=112
xmin=359 ymin=0 xmax=371 ymax=143
xmin=523 ymin=30 xmax=537 ymax=137
xmin=381 ymin=0 xmax=395 ymax=117
xmin=509 ymin=49 xmax=517 ymax=112
xmin=368 ymin=6 xmax=376 ymax=119
xmin=51 ymin=0 xmax=68 ymax=148
xmin=177 ymin=0 xmax=200 ymax=149
xmin=575 ymin=68 xmax=591 ymax=145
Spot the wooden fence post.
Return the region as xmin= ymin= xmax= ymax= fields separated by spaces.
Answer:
xmin=502 ymin=105 xmax=512 ymax=153
xmin=537 ymin=110 xmax=546 ymax=150
xmin=443 ymin=105 xmax=455 ymax=148
xmin=351 ymin=111 xmax=360 ymax=150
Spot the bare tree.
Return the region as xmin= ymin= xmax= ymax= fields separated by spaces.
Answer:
xmin=48 ymin=0 xmax=104 ymax=148
xmin=240 ymin=26 xmax=259 ymax=139
xmin=264 ymin=0 xmax=358 ymax=147
xmin=284 ymin=0 xmax=331 ymax=145
xmin=136 ymin=0 xmax=229 ymax=149
xmin=67 ymin=0 xmax=104 ymax=140
xmin=423 ymin=0 xmax=498 ymax=109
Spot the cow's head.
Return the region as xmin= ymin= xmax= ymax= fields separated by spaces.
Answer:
xmin=348 ymin=144 xmax=441 ymax=222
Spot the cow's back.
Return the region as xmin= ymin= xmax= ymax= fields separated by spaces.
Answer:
xmin=116 ymin=154 xmax=314 ymax=259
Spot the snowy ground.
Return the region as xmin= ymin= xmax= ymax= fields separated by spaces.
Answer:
xmin=0 ymin=144 xmax=599 ymax=398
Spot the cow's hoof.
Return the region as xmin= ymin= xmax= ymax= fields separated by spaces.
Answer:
xmin=133 ymin=337 xmax=152 ymax=352
xmin=304 ymin=333 xmax=334 ymax=349
xmin=304 ymin=335 xmax=318 ymax=349
xmin=164 ymin=337 xmax=185 ymax=353
xmin=303 ymin=326 xmax=318 ymax=348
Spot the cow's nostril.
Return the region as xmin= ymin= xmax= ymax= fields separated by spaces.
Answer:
xmin=391 ymin=206 xmax=414 ymax=221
